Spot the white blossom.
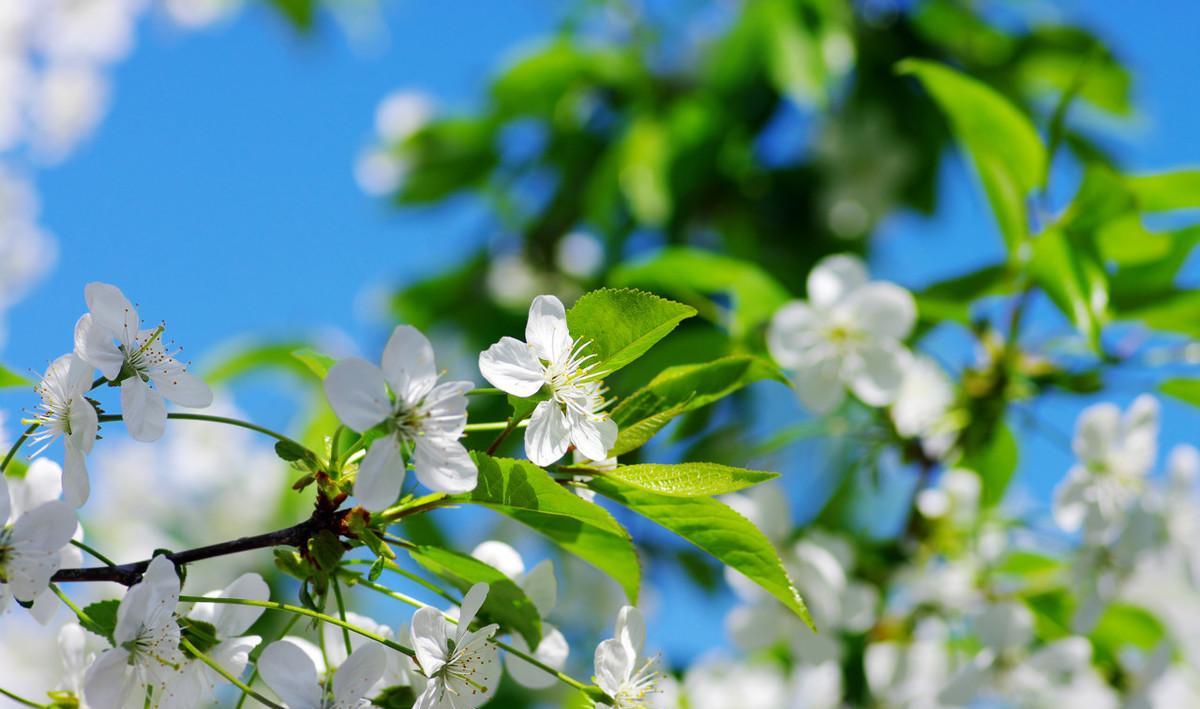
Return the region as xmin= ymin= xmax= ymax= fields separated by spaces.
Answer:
xmin=767 ymin=254 xmax=915 ymax=413
xmin=319 ymin=611 xmax=415 ymax=693
xmin=470 ymin=541 xmax=568 ymax=689
xmin=324 ymin=324 xmax=477 ymax=508
xmin=410 ymin=582 xmax=500 ymax=709
xmin=1054 ymin=395 xmax=1158 ymax=542
xmin=479 ymin=294 xmax=617 ymax=466
xmin=890 ymin=354 xmax=956 ymax=459
xmin=74 ymin=282 xmax=213 ymax=443
xmin=594 ymin=606 xmax=659 ymax=708
xmin=0 ymin=467 xmax=76 ymax=615
xmin=30 ymin=353 xmax=98 ymax=507
xmin=259 ymin=639 xmax=387 ymax=709
xmin=159 ymin=573 xmax=269 ymax=709
xmin=83 ymin=555 xmax=186 ymax=708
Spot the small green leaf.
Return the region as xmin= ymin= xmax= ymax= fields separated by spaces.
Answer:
xmin=0 ymin=363 xmax=30 ymax=389
xmin=1029 ymin=227 xmax=1108 ymax=348
xmin=79 ymin=600 xmax=121 ymax=645
xmin=371 ymin=685 xmax=418 ymax=709
xmin=597 ymin=463 xmax=777 ymax=497
xmin=292 ymin=348 xmax=337 ymax=380
xmin=274 ymin=440 xmax=311 ymax=463
xmin=610 ymin=355 xmax=785 ymax=456
xmin=1160 ymin=378 xmax=1200 ymax=407
xmin=1089 ymin=603 xmax=1165 ymax=662
xmin=611 ymin=248 xmax=791 ymax=336
xmin=566 ymin=289 xmax=695 ymax=376
xmin=898 ymin=60 xmax=1046 ymax=253
xmin=457 ymin=454 xmax=640 ymax=602
xmin=407 ymin=545 xmax=543 ymax=648
xmin=308 ymin=530 xmax=346 ymax=572
xmin=587 ymin=477 xmax=811 ymax=628
xmin=1126 ymin=169 xmax=1200 ymax=212
xmin=959 ymin=424 xmax=1018 ymax=509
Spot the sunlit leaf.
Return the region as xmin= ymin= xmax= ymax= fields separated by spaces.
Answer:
xmin=566 ymin=288 xmax=695 ymax=376
xmin=591 ymin=462 xmax=777 ymax=497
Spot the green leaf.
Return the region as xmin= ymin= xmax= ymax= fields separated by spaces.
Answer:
xmin=1029 ymin=227 xmax=1108 ymax=348
xmin=407 ymin=545 xmax=542 ymax=649
xmin=291 ymin=348 xmax=337 ymax=380
xmin=959 ymin=424 xmax=1018 ymax=509
xmin=1126 ymin=169 xmax=1200 ymax=212
xmin=565 ymin=289 xmax=695 ymax=376
xmin=618 ymin=117 xmax=672 ymax=226
xmin=1114 ymin=288 xmax=1200 ymax=337
xmin=610 ymin=355 xmax=786 ymax=456
xmin=898 ymin=60 xmax=1046 ymax=253
xmin=1089 ymin=603 xmax=1165 ymax=660
xmin=587 ymin=476 xmax=811 ymax=628
xmin=595 ymin=463 xmax=778 ymax=497
xmin=268 ymin=0 xmax=316 ymax=31
xmin=457 ymin=454 xmax=640 ymax=602
xmin=79 ymin=600 xmax=120 ymax=645
xmin=1160 ymin=378 xmax=1200 ymax=407
xmin=915 ymin=264 xmax=1011 ymax=326
xmin=611 ymin=248 xmax=791 ymax=336
xmin=0 ymin=363 xmax=30 ymax=389
xmin=274 ymin=440 xmax=313 ymax=464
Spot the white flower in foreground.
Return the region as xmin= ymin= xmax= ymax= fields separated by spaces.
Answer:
xmin=259 ymin=639 xmax=387 ymax=709
xmin=84 ymin=556 xmax=185 ymax=707
xmin=3 ymin=458 xmax=83 ymax=623
xmin=595 ymin=606 xmax=659 ymax=708
xmin=1054 ymin=395 xmax=1158 ymax=542
xmin=471 ymin=541 xmax=568 ymax=689
xmin=0 ymin=470 xmax=76 ymax=614
xmin=161 ymin=573 xmax=269 ymax=709
xmin=30 ymin=353 xmax=98 ymax=507
xmin=74 ymin=282 xmax=212 ymax=442
xmin=324 ymin=325 xmax=477 ymax=509
xmin=320 ymin=612 xmax=415 ymax=692
xmin=767 ymin=254 xmax=915 ymax=413
xmin=479 ymin=294 xmax=617 ymax=466
xmin=410 ymin=582 xmax=500 ymax=708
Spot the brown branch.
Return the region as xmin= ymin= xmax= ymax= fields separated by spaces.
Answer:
xmin=52 ymin=508 xmax=349 ymax=586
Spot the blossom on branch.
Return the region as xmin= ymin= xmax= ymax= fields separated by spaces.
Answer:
xmin=30 ymin=353 xmax=98 ymax=507
xmin=410 ymin=582 xmax=500 ymax=709
xmin=594 ymin=606 xmax=659 ymax=708
xmin=0 ymin=468 xmax=76 ymax=615
xmin=258 ymin=638 xmax=387 ymax=709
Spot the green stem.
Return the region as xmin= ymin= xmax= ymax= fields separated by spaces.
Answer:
xmin=97 ymin=413 xmax=319 ymax=462
xmin=331 ymin=576 xmax=354 ymax=657
xmin=0 ymin=423 xmax=39 ymax=474
xmin=177 ymin=595 xmax=415 ymax=658
xmin=0 ymin=686 xmax=46 ymax=709
xmin=343 ymin=572 xmax=601 ymax=697
xmin=343 ymin=557 xmax=459 ymax=605
xmin=49 ymin=584 xmax=92 ymax=626
xmin=464 ymin=420 xmax=527 ymax=432
xmin=378 ymin=492 xmax=450 ymax=522
xmin=180 ymin=637 xmax=284 ymax=709
xmin=329 ymin=426 xmax=345 ymax=470
xmin=467 ymin=388 xmax=504 ymax=396
xmin=71 ymin=539 xmax=117 ymax=567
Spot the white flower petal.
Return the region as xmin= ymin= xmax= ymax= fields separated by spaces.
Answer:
xmin=767 ymin=301 xmax=823 ymax=369
xmin=442 ymin=641 xmax=499 ymax=705
xmin=324 ymin=358 xmax=392 ymax=433
xmin=470 ymin=541 xmax=525 ymax=580
xmin=457 ymin=583 xmax=490 ymax=639
xmin=791 ymin=351 xmax=845 ymax=414
xmin=333 ymin=643 xmax=388 ymax=707
xmin=73 ymin=314 xmax=124 ymax=381
xmin=11 ymin=500 xmax=76 ymax=552
xmin=67 ymin=391 xmax=98 ymax=454
xmin=192 ymin=573 xmax=270 ymax=638
xmin=525 ymin=294 xmax=573 ymax=364
xmin=355 ymin=437 xmax=406 ymax=512
xmin=412 ymin=437 xmax=478 ymax=494
xmin=478 ymin=336 xmax=545 ymax=398
xmin=844 ymin=281 xmax=916 ymax=340
xmin=0 ymin=475 xmax=9 ymax=526
xmin=62 ymin=445 xmax=90 ymax=509
xmin=411 ymin=606 xmax=450 ymax=676
xmin=520 ymin=559 xmax=557 ymax=617
xmin=421 ymin=380 xmax=473 ymax=439
xmin=150 ymin=369 xmax=213 ymax=409
xmin=12 ymin=459 xmax=61 ymax=513
xmin=567 ymin=411 xmax=616 ymax=463
xmin=83 ymin=648 xmax=137 ymax=709
xmin=613 ymin=605 xmax=645 ymax=657
xmin=1053 ymin=466 xmax=1091 ymax=533
xmin=1073 ymin=403 xmax=1120 ymax=464
xmin=845 ymin=339 xmax=909 ymax=407
xmin=807 ymin=254 xmax=868 ymax=308
xmin=525 ymin=400 xmax=570 ymax=466
xmin=115 ymin=556 xmax=180 ymax=646
xmin=85 ymin=282 xmax=138 ymax=335
xmin=506 ymin=625 xmax=568 ymax=689
xmin=593 ymin=638 xmax=632 ymax=695
xmin=120 ymin=377 xmax=167 ymax=442
xmin=381 ymin=325 xmax=440 ymax=405
xmin=258 ymin=641 xmax=322 ymax=709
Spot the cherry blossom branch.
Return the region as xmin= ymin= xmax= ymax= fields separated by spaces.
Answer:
xmin=51 ymin=510 xmax=345 ymax=585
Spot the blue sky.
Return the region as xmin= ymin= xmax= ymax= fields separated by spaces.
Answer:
xmin=3 ymin=0 xmax=1199 ymax=665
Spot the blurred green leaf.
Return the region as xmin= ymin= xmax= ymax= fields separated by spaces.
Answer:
xmin=0 ymin=363 xmax=30 ymax=389
xmin=611 ymin=248 xmax=791 ymax=337
xmin=566 ymin=288 xmax=695 ymax=376
xmin=1126 ymin=169 xmax=1200 ymax=212
xmin=915 ymin=263 xmax=1011 ymax=326
xmin=407 ymin=545 xmax=542 ymax=648
xmin=458 ymin=454 xmax=639 ymax=602
xmin=958 ymin=423 xmax=1018 ymax=509
xmin=595 ymin=462 xmax=777 ymax=497
xmin=291 ymin=348 xmax=336 ymax=380
xmin=1160 ymin=378 xmax=1200 ymax=408
xmin=899 ymin=59 xmax=1046 ymax=253
xmin=268 ymin=0 xmax=316 ymax=31
xmin=1089 ymin=603 xmax=1165 ymax=661
xmin=202 ymin=340 xmax=317 ymax=383
xmin=1029 ymin=227 xmax=1107 ymax=348
xmin=610 ymin=355 xmax=786 ymax=456
xmin=588 ymin=476 xmax=812 ymax=628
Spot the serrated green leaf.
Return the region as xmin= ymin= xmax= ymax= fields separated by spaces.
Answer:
xmin=587 ymin=477 xmax=811 ymax=628
xmin=407 ymin=545 xmax=542 ymax=648
xmin=898 ymin=60 xmax=1046 ymax=253
xmin=565 ymin=289 xmax=695 ymax=377
xmin=611 ymin=248 xmax=791 ymax=336
xmin=597 ymin=463 xmax=777 ymax=497
xmin=457 ymin=454 xmax=639 ymax=602
xmin=610 ymin=355 xmax=785 ymax=456
xmin=1160 ymin=378 xmax=1200 ymax=407
xmin=79 ymin=600 xmax=120 ymax=645
xmin=0 ymin=363 xmax=30 ymax=389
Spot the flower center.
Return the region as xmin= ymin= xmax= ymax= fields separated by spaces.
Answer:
xmin=544 ymin=338 xmax=607 ymax=417
xmin=614 ymin=659 xmax=659 ymax=708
